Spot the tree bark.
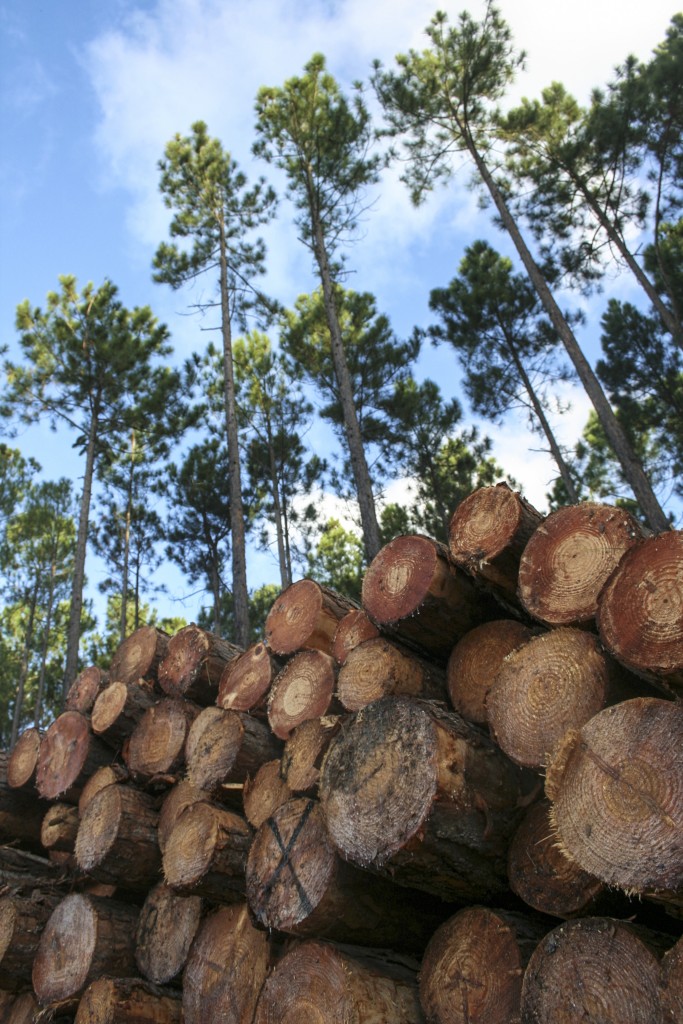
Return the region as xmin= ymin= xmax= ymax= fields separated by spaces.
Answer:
xmin=242 ymin=759 xmax=292 ymax=829
xmin=10 ymin=587 xmax=37 ymax=750
xmin=65 ymin=666 xmax=108 ymax=715
xmin=320 ymin=696 xmax=528 ymax=903
xmin=281 ymin=716 xmax=344 ymax=795
xmin=486 ymin=628 xmax=626 ymax=770
xmin=91 ymin=678 xmax=157 ymax=750
xmin=546 ymin=697 xmax=683 ymax=894
xmin=518 ymin=502 xmax=645 ymax=628
xmin=78 ymin=763 xmax=130 ymax=816
xmin=32 ymin=892 xmax=139 ymax=1005
xmin=596 ymin=529 xmax=683 ymax=693
xmin=446 ymin=619 xmax=535 ymax=726
xmin=361 ymin=534 xmax=487 ymax=661
xmin=75 ymin=782 xmax=161 ymax=891
xmin=6 ymin=725 xmax=42 ymax=791
xmin=253 ymin=939 xmax=423 ymax=1024
xmin=157 ymin=780 xmax=208 ymax=856
xmin=158 ymin=623 xmax=242 ymax=705
xmin=182 ymin=903 xmax=271 ymax=1024
xmin=1 ymin=752 xmax=49 ymax=851
xmin=337 ymin=636 xmax=447 ymax=712
xmin=41 ymin=802 xmax=80 ymax=855
xmin=74 ymin=977 xmax=182 ymax=1024
xmin=124 ymin=698 xmax=200 ymax=784
xmin=448 ymin=482 xmax=544 ymax=604
xmin=246 ymin=796 xmax=447 ymax=951
xmin=265 ymin=579 xmax=358 ymax=657
xmin=217 ymin=641 xmax=282 ymax=712
xmin=332 ymin=608 xmax=380 ymax=664
xmin=520 ymin=917 xmax=667 ymax=1024
xmin=4 ymin=991 xmax=39 ymax=1024
xmin=419 ymin=906 xmax=549 ymax=1024
xmin=109 ymin=625 xmax=170 ymax=686
xmin=162 ymin=802 xmax=251 ymax=902
xmin=135 ymin=881 xmax=203 ymax=986
xmin=0 ymin=889 xmax=62 ymax=988
xmin=267 ymin=649 xmax=340 ymax=740
xmin=185 ymin=706 xmax=281 ymax=794
xmin=661 ymin=934 xmax=683 ymax=1024
xmin=35 ymin=712 xmax=112 ymax=802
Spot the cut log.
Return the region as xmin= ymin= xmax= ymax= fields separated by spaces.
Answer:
xmin=158 ymin=624 xmax=242 ymax=705
xmin=517 ymin=502 xmax=645 ymax=628
xmin=447 ymin=619 xmax=535 ymax=726
xmin=337 ymin=636 xmax=447 ymax=712
xmin=0 ymin=889 xmax=62 ymax=988
xmin=65 ymin=665 xmax=108 ymax=715
xmin=319 ymin=696 xmax=528 ymax=903
xmin=74 ymin=977 xmax=182 ymax=1024
xmin=661 ymin=934 xmax=683 ymax=1024
xmin=520 ymin=917 xmax=666 ymax=1024
xmin=41 ymin=802 xmax=80 ymax=854
xmin=332 ymin=608 xmax=380 ymax=665
xmin=78 ymin=764 xmax=130 ymax=817
xmin=32 ymin=892 xmax=139 ymax=1005
xmin=0 ymin=844 xmax=67 ymax=893
xmin=281 ymin=716 xmax=344 ymax=794
xmin=361 ymin=534 xmax=487 ymax=662
xmin=7 ymin=726 xmax=42 ymax=790
xmin=546 ymin=697 xmax=683 ymax=894
xmin=0 ymin=753 xmax=48 ymax=851
xmin=185 ymin=706 xmax=281 ymax=795
xmin=182 ymin=903 xmax=271 ymax=1024
xmin=267 ymin=649 xmax=340 ymax=740
xmin=486 ymin=628 xmax=623 ymax=771
xmin=507 ymin=798 xmax=608 ymax=920
xmin=253 ymin=939 xmax=423 ymax=1024
xmin=265 ymin=579 xmax=358 ymax=657
xmin=419 ymin=906 xmax=549 ymax=1024
xmin=597 ymin=529 xmax=683 ymax=692
xmin=242 ymin=759 xmax=292 ymax=829
xmin=36 ymin=712 xmax=113 ymax=802
xmin=5 ymin=991 xmax=39 ymax=1024
xmin=135 ymin=881 xmax=203 ymax=986
xmin=124 ymin=698 xmax=200 ymax=783
xmin=217 ymin=641 xmax=282 ymax=713
xmin=109 ymin=625 xmax=170 ymax=686
xmin=448 ymin=483 xmax=544 ymax=602
xmin=246 ymin=796 xmax=446 ymax=951
xmin=91 ymin=678 xmax=158 ymax=750
xmin=157 ymin=781 xmax=208 ymax=856
xmin=162 ymin=802 xmax=251 ymax=903
xmin=75 ymin=783 xmax=161 ymax=892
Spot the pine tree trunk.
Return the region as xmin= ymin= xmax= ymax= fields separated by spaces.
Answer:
xmin=337 ymin=636 xmax=447 ymax=712
xmin=419 ymin=906 xmax=549 ymax=1024
xmin=265 ymin=579 xmax=358 ymax=657
xmin=65 ymin=665 xmax=108 ymax=714
xmin=517 ymin=502 xmax=645 ymax=628
xmin=596 ymin=529 xmax=683 ymax=693
xmin=520 ymin=917 xmax=668 ymax=1023
xmin=74 ymin=977 xmax=182 ymax=1024
xmin=158 ymin=623 xmax=242 ymax=705
xmin=332 ymin=608 xmax=380 ymax=664
xmin=109 ymin=625 xmax=170 ymax=687
xmin=267 ymin=649 xmax=340 ymax=740
xmin=34 ymin=556 xmax=58 ymax=729
xmin=242 ymin=758 xmax=292 ymax=828
xmin=135 ymin=881 xmax=203 ymax=986
xmin=320 ymin=696 xmax=528 ymax=903
xmin=75 ymin=782 xmax=161 ymax=891
xmin=217 ymin=641 xmax=282 ymax=713
xmin=182 ymin=903 xmax=270 ymax=1024
xmin=10 ymin=587 xmax=38 ymax=750
xmin=446 ymin=619 xmax=535 ymax=726
xmin=185 ymin=706 xmax=281 ymax=794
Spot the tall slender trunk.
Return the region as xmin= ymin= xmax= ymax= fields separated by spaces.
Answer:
xmin=63 ymin=406 xmax=99 ymax=697
xmin=306 ymin=179 xmax=381 ymax=561
xmin=468 ymin=139 xmax=670 ymax=532
xmin=11 ymin=587 xmax=38 ymax=749
xmin=218 ymin=222 xmax=250 ymax=647
xmin=266 ymin=421 xmax=291 ymax=588
xmin=506 ymin=338 xmax=579 ymax=502
xmin=119 ymin=431 xmax=135 ymax=642
xmin=34 ymin=556 xmax=57 ymax=729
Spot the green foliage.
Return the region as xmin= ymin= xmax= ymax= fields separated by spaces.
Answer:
xmin=306 ymin=518 xmax=364 ymax=603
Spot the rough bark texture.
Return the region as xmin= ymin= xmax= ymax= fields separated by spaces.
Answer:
xmin=7 ymin=727 xmax=42 ymax=791
xmin=253 ymin=938 xmax=424 ymax=1024
xmin=125 ymin=698 xmax=200 ymax=783
xmin=65 ymin=666 xmax=108 ymax=715
xmin=78 ymin=764 xmax=130 ymax=816
xmin=361 ymin=535 xmax=486 ymax=662
xmin=32 ymin=892 xmax=139 ymax=1005
xmin=91 ymin=678 xmax=158 ymax=750
xmin=0 ymin=889 xmax=62 ymax=987
xmin=419 ymin=906 xmax=548 ymax=1024
xmin=281 ymin=716 xmax=344 ymax=794
xmin=217 ymin=642 xmax=282 ymax=712
xmin=135 ymin=881 xmax=203 ymax=986
xmin=40 ymin=802 xmax=80 ymax=855
xmin=242 ymin=759 xmax=292 ymax=829
xmin=158 ymin=624 xmax=242 ymax=705
xmin=109 ymin=626 xmax=170 ymax=686
xmin=74 ymin=976 xmax=182 ymax=1024
xmin=157 ymin=781 xmax=208 ymax=856
xmin=182 ymin=903 xmax=270 ymax=1024
xmin=1 ymin=752 xmax=48 ymax=851
xmin=162 ymin=802 xmax=251 ymax=902
xmin=338 ymin=637 xmax=447 ymax=712
xmin=4 ymin=991 xmax=39 ymax=1024
xmin=661 ymin=934 xmax=683 ymax=1023
xmin=486 ymin=628 xmax=620 ymax=770
xmin=319 ymin=696 xmax=527 ymax=903
xmin=447 ymin=619 xmax=535 ymax=726
xmin=597 ymin=530 xmax=683 ymax=692
xmin=36 ymin=712 xmax=112 ymax=802
xmin=75 ymin=782 xmax=161 ymax=891
xmin=517 ymin=502 xmax=645 ymax=628
xmin=448 ymin=483 xmax=544 ymax=603
xmin=546 ymin=697 xmax=683 ymax=894
xmin=520 ymin=917 xmax=667 ymax=1023
xmin=267 ymin=649 xmax=340 ymax=740
xmin=265 ymin=579 xmax=358 ymax=657
xmin=185 ymin=706 xmax=281 ymax=794
xmin=332 ymin=609 xmax=380 ymax=665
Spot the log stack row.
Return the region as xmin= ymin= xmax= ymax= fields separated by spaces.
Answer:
xmin=1 ymin=484 xmax=682 ymax=1023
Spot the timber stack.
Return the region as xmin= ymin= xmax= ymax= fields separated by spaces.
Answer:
xmin=1 ymin=483 xmax=682 ymax=1023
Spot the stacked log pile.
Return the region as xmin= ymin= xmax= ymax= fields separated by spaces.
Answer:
xmin=1 ymin=486 xmax=682 ymax=1022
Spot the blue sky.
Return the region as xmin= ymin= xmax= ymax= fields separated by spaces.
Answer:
xmin=0 ymin=0 xmax=679 ymax=624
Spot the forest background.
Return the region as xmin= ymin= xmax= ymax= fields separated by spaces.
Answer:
xmin=0 ymin=0 xmax=681 ymax=743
